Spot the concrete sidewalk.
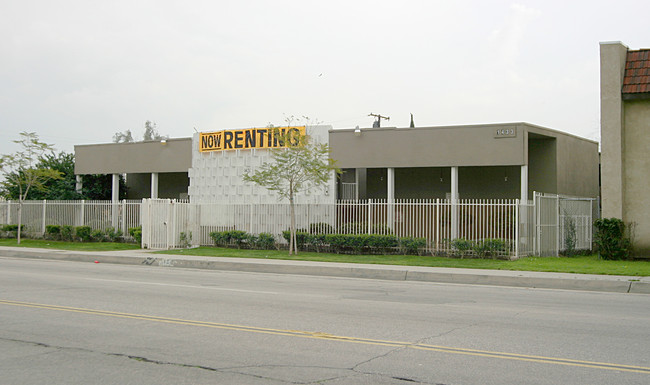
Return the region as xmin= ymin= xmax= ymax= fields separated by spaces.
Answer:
xmin=1 ymin=246 xmax=649 ymax=294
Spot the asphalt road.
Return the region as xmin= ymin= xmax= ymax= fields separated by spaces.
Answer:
xmin=1 ymin=256 xmax=649 ymax=385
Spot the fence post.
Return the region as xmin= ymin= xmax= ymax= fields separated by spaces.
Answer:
xmin=555 ymin=195 xmax=560 ymax=257
xmin=42 ymin=200 xmax=47 ymax=235
xmin=534 ymin=192 xmax=540 ymax=255
xmin=121 ymin=200 xmax=126 ymax=237
xmin=515 ymin=199 xmax=520 ymax=259
xmin=367 ymin=199 xmax=372 ymax=234
xmin=167 ymin=199 xmax=174 ymax=250
xmin=7 ymin=200 xmax=11 ymax=224
xmin=79 ymin=200 xmax=85 ymax=227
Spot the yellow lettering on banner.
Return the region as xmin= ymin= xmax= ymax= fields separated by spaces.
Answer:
xmin=199 ymin=132 xmax=223 ymax=152
xmin=199 ymin=126 xmax=306 ymax=153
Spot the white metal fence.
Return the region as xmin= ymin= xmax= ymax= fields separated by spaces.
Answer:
xmin=0 ymin=194 xmax=597 ymax=258
xmin=0 ymin=200 xmax=142 ymax=240
xmin=534 ymin=193 xmax=598 ymax=256
xmin=139 ymin=198 xmax=551 ymax=258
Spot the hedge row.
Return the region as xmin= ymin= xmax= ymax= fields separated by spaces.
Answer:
xmin=0 ymin=224 xmax=141 ymax=244
xmin=449 ymin=237 xmax=509 ymax=258
xmin=209 ymin=229 xmax=427 ymax=255
xmin=209 ymin=230 xmax=276 ymax=250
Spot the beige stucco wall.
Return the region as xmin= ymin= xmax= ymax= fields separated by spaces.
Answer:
xmin=329 ymin=124 xmax=526 ymax=168
xmin=555 ymin=134 xmax=601 ymax=198
xmin=74 ymin=138 xmax=192 ymax=175
xmin=331 ymin=123 xmax=598 ymax=199
xmin=528 ymin=138 xmax=557 ymax=196
xmin=623 ymin=100 xmax=650 ymax=254
xmin=600 ymin=42 xmax=628 ymax=218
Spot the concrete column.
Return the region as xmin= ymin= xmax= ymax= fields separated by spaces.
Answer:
xmin=520 ymin=165 xmax=528 ymax=202
xmin=111 ymin=174 xmax=119 ymax=202
xmin=75 ymin=175 xmax=83 ymax=194
xmin=387 ymin=168 xmax=395 ymax=203
xmin=451 ymin=166 xmax=458 ymax=239
xmin=450 ymin=166 xmax=459 ymax=200
xmin=111 ymin=174 xmax=119 ymax=227
xmin=600 ymin=41 xmax=628 ymax=219
xmin=387 ymin=167 xmax=395 ymax=229
xmin=151 ymin=172 xmax=159 ymax=199
xmin=354 ymin=168 xmax=360 ymax=200
xmin=520 ymin=165 xmax=529 ymax=247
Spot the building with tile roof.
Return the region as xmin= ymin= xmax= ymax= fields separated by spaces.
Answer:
xmin=600 ymin=41 xmax=650 ymax=256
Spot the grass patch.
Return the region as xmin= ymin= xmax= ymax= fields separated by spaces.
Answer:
xmin=0 ymin=238 xmax=141 ymax=251
xmin=157 ymin=247 xmax=650 ymax=276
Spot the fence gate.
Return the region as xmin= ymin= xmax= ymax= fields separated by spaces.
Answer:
xmin=141 ymin=199 xmax=194 ymax=250
xmin=534 ymin=193 xmax=597 ymax=256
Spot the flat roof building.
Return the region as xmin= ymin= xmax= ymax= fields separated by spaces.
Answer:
xmin=74 ymin=122 xmax=599 ymax=204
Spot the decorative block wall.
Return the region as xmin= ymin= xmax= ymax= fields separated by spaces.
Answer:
xmin=188 ymin=125 xmax=336 ymax=204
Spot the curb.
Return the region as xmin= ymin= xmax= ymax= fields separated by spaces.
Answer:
xmin=2 ymin=249 xmax=649 ymax=294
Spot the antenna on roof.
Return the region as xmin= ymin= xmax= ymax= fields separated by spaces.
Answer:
xmin=369 ymin=113 xmax=390 ymax=128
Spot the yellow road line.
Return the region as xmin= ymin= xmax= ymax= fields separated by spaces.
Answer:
xmin=2 ymin=299 xmax=649 ymax=374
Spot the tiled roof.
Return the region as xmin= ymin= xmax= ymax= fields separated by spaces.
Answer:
xmin=622 ymin=49 xmax=650 ymax=94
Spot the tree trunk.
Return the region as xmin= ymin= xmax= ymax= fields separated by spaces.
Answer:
xmin=17 ymin=201 xmax=22 ymax=245
xmin=289 ymin=194 xmax=297 ymax=255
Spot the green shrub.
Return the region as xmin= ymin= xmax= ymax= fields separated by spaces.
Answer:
xmin=308 ymin=233 xmax=327 ymax=252
xmin=75 ymin=226 xmax=92 ymax=242
xmin=179 ymin=231 xmax=192 ymax=248
xmin=209 ymin=230 xmax=248 ymax=248
xmin=562 ymin=214 xmax=578 ymax=257
xmin=228 ymin=230 xmax=247 ymax=248
xmin=45 ymin=225 xmax=61 ymax=240
xmin=400 ymin=237 xmax=427 ymax=255
xmin=244 ymin=233 xmax=258 ymax=248
xmin=366 ymin=234 xmax=398 ymax=252
xmin=322 ymin=233 xmax=403 ymax=254
xmin=323 ymin=234 xmax=352 ymax=253
xmin=61 ymin=225 xmax=74 ymax=241
xmin=105 ymin=227 xmax=123 ymax=242
xmin=282 ymin=230 xmax=310 ymax=250
xmin=209 ymin=231 xmax=230 ymax=246
xmin=1 ymin=224 xmax=24 ymax=238
xmin=128 ymin=227 xmax=142 ymax=244
xmin=256 ymin=232 xmax=276 ymax=250
xmin=450 ymin=238 xmax=474 ymax=256
xmin=473 ymin=238 xmax=507 ymax=258
xmin=594 ymin=218 xmax=632 ymax=260
xmin=91 ymin=229 xmax=106 ymax=242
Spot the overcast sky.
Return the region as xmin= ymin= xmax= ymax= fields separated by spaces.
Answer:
xmin=1 ymin=0 xmax=648 ymax=156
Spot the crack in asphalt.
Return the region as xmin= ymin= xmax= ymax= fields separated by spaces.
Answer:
xmin=2 ymin=336 xmax=453 ymax=384
xmin=4 ymin=337 xmax=433 ymax=384
xmin=0 ymin=337 xmax=292 ymax=383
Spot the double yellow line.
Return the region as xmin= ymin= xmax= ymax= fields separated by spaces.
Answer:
xmin=2 ymin=299 xmax=649 ymax=374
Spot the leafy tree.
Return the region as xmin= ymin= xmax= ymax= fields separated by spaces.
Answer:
xmin=113 ymin=130 xmax=134 ymax=143
xmin=242 ymin=120 xmax=340 ymax=255
xmin=113 ymin=120 xmax=166 ymax=143
xmin=80 ymin=174 xmax=127 ymax=200
xmin=1 ymin=151 xmax=127 ymax=200
xmin=0 ymin=132 xmax=62 ymax=243
xmin=143 ymin=120 xmax=165 ymax=141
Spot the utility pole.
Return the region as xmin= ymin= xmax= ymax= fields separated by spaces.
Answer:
xmin=369 ymin=113 xmax=390 ymax=128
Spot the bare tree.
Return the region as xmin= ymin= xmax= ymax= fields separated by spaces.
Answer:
xmin=242 ymin=118 xmax=340 ymax=255
xmin=0 ymin=132 xmax=62 ymax=243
